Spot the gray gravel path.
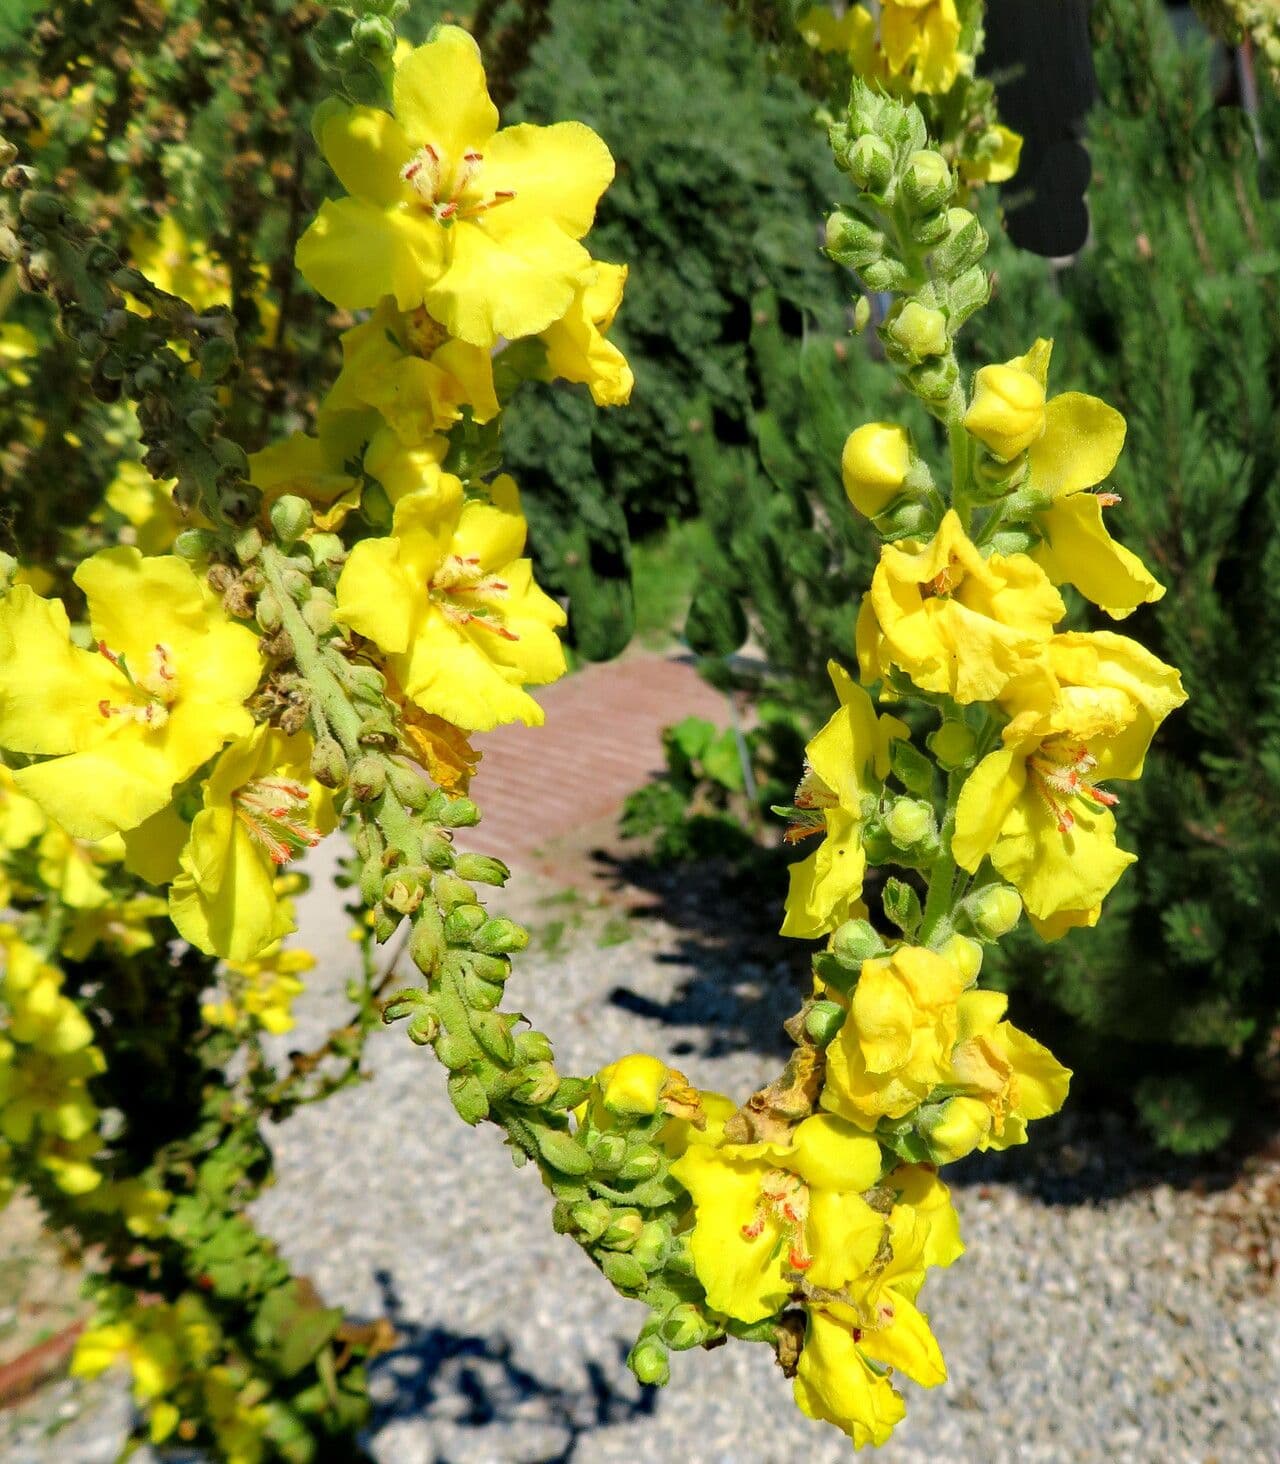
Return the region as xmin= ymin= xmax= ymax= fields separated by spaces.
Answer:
xmin=4 ymin=847 xmax=1279 ymax=1463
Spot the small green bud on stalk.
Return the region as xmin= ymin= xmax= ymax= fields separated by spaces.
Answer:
xmin=356 ymin=712 xmax=399 ymax=747
xmin=472 ymin=1011 xmax=515 ymax=1065
xmin=409 ymin=911 xmax=445 ymax=973
xmin=308 ymin=532 xmax=346 ymax=567
xmin=853 ymin=295 xmax=872 ymax=333
xmin=454 ymin=853 xmax=510 ymax=886
xmin=617 ymin=1146 xmax=662 ymax=1182
xmin=601 ymin=1210 xmax=645 ymax=1250
xmin=386 ymin=763 xmax=431 ymax=810
xmin=929 ymin=208 xmax=988 ymax=276
xmin=825 ymin=210 xmax=885 ymax=271
xmin=448 ymin=1071 xmax=489 ymax=1124
xmin=587 ymin=1133 xmax=627 ymax=1171
xmin=352 ymin=14 xmax=396 ymax=58
xmin=847 ymin=134 xmax=895 ymax=196
xmin=630 ymin=1221 xmax=668 ymax=1272
xmin=269 ymin=494 xmax=313 ymax=545
xmin=902 ymin=151 xmax=953 ymax=212
xmin=831 ymin=918 xmax=885 ymax=968
xmin=433 ymin=1033 xmax=472 ymax=1070
xmin=348 ymin=755 xmax=386 ymax=802
xmin=440 ymin=797 xmax=480 ymax=828
xmin=600 ymin=1251 xmax=648 ymax=1292
xmin=511 ymin=1061 xmax=560 ymax=1105
xmin=570 ymin=1199 xmax=612 ymax=1241
xmin=421 ymin=833 xmax=457 ymax=870
xmin=860 ymin=256 xmax=911 ymax=292
xmin=908 ymin=354 xmax=960 ymax=403
xmin=302 ymin=592 xmax=336 ymax=636
xmin=804 ymin=1000 xmax=847 ymax=1047
xmin=382 ymin=867 xmax=430 ymax=915
xmin=884 ymin=797 xmax=936 ymax=848
xmin=174 ymin=529 xmax=219 ymax=562
xmin=373 ymin=906 xmax=401 ymax=943
xmin=443 ymin=904 xmax=487 ymax=944
xmin=536 ymin=1128 xmax=593 ymax=1175
xmin=970 ymin=885 xmax=1023 ymax=939
xmin=884 ymin=302 xmax=948 ymax=363
xmin=234 ymin=526 xmax=263 ymax=564
xmin=380 ymin=988 xmax=429 ymax=1024
xmin=909 ymin=208 xmax=951 ymax=247
xmin=406 ymin=1009 xmax=439 ymax=1045
xmin=474 ymin=918 xmax=529 ymax=955
xmin=628 ymin=1336 xmax=671 ymax=1387
xmin=462 ymin=972 xmax=504 ymax=1010
xmin=254 ymin=587 xmax=283 ymax=632
xmin=281 ymin=567 xmax=311 ymax=603
xmin=513 ymin=1030 xmax=554 ymax=1065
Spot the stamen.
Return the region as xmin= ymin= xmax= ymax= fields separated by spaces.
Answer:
xmin=234 ymin=778 xmax=321 ymax=865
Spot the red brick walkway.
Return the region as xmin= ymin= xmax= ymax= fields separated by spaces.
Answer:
xmin=458 ymin=653 xmax=732 ymax=867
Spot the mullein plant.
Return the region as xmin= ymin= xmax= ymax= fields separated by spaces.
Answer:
xmin=0 ymin=9 xmax=1182 ymax=1458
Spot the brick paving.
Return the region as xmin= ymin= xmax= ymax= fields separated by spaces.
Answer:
xmin=457 ymin=653 xmax=732 ymax=869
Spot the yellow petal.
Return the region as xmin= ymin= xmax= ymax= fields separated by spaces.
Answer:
xmin=1029 ymin=392 xmax=1127 ymax=500
xmin=335 ymin=536 xmax=419 ymax=654
xmin=296 ymin=196 xmax=444 ymax=312
xmin=991 ymin=789 xmax=1136 ymax=922
xmin=482 ymin=121 xmax=615 ymax=241
xmin=793 ymin=1309 xmax=906 ymax=1449
xmin=1032 ymin=494 xmax=1165 ymax=620
xmin=392 ymin=28 xmax=498 ymax=159
xmin=0 ymin=587 xmax=118 ymax=754
xmin=317 ymin=103 xmax=412 ymax=206
xmin=856 ymin=1290 xmax=947 ymax=1387
xmin=952 ymin=744 xmax=1028 ymax=871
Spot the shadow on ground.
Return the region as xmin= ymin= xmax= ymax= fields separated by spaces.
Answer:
xmin=363 ymin=1270 xmax=656 ymax=1464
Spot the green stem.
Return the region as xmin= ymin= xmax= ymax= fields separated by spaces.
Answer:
xmin=918 ymin=769 xmax=963 ymax=946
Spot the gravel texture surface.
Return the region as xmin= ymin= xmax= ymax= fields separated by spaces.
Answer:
xmin=4 ymin=850 xmax=1279 ymax=1463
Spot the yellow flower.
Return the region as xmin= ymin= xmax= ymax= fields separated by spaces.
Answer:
xmin=395 ymin=691 xmax=481 ymax=793
xmin=362 ymin=428 xmax=454 ymax=508
xmin=952 ymin=631 xmax=1186 ymax=933
xmin=798 ymin=5 xmax=884 ymax=83
xmin=794 ymin=1188 xmax=956 ymax=1447
xmin=0 ymin=766 xmax=45 ymax=851
xmin=296 ymin=26 xmax=615 ymax=346
xmin=964 ymin=342 xmax=1048 ymax=461
xmin=538 ymin=262 xmax=633 ymax=406
xmin=2 ymin=934 xmax=94 ymax=1054
xmin=879 ymin=0 xmax=966 ymax=94
xmin=36 ymin=825 xmax=123 ymax=910
xmin=0 ymin=1043 xmax=103 ymax=1143
xmin=923 ymin=989 xmax=1071 ymax=1161
xmin=821 ymin=945 xmax=969 ymax=1127
xmin=37 ymin=1132 xmax=103 ymax=1194
xmin=960 ymin=124 xmax=1023 ymax=186
xmin=169 ymin=728 xmax=331 ymax=963
xmin=323 ymin=297 xmax=500 ymax=450
xmin=248 ymin=433 xmax=362 ymax=532
xmin=336 ymin=475 xmax=567 ymax=731
xmin=841 ymin=423 xmax=911 ymax=519
xmin=670 ymin=1112 xmax=885 ymax=1322
xmin=203 ymin=945 xmax=315 ymax=1036
xmin=0 ymin=550 xmax=260 ymax=841
xmin=859 ymin=510 xmax=1064 ymax=704
xmin=780 ymin=661 xmax=907 ymax=939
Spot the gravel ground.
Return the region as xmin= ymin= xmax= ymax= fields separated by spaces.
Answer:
xmin=4 ymin=847 xmax=1279 ymax=1463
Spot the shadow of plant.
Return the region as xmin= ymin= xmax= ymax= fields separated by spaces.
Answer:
xmin=363 ymin=1269 xmax=656 ymax=1463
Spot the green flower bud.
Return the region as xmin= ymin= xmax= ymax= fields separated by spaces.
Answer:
xmin=902 ymin=150 xmax=953 ymax=213
xmin=373 ymin=906 xmax=401 ymax=943
xmin=600 ymin=1251 xmax=648 ymax=1293
xmin=387 ymin=763 xmax=431 ymax=810
xmin=439 ymin=797 xmax=480 ymax=828
xmin=885 ymin=797 xmax=935 ymax=848
xmin=859 ymin=256 xmax=911 ymax=292
xmin=630 ymin=1220 xmax=668 ymax=1272
xmin=929 ymin=208 xmax=988 ymax=276
xmin=234 ymin=526 xmax=263 ymax=564
xmin=173 ymin=529 xmax=219 ymax=562
xmin=617 ymin=1145 xmax=662 ymax=1183
xmin=443 ymin=904 xmax=487 ymax=944
xmin=462 ymin=971 xmax=504 ymax=1010
xmin=570 ymin=1199 xmax=612 ymax=1241
xmin=847 ymin=134 xmax=895 ymax=196
xmin=908 ymin=353 xmax=960 ymax=403
xmin=627 ymin=1336 xmax=670 ymax=1387
xmin=825 ymin=210 xmax=885 ymax=271
xmin=535 ymin=1127 xmax=593 ymax=1175
xmin=380 ymin=987 xmax=429 ymax=1024
xmin=472 ymin=1011 xmax=515 ymax=1065
xmin=587 ymin=1132 xmax=627 ymax=1172
xmin=382 ymin=867 xmax=429 ymax=915
xmin=447 ymin=1070 xmax=489 ymax=1125
xmin=947 ymin=264 xmax=992 ymax=330
xmin=421 ymin=833 xmax=457 ymax=870
xmin=804 ymin=999 xmax=847 ymax=1047
xmin=469 ymin=953 xmax=512 ymax=983
xmin=254 ymin=586 xmax=283 ymax=632
xmin=473 ymin=918 xmax=529 ymax=955
xmin=454 ymin=853 xmax=510 ymax=887
xmin=348 ymin=755 xmax=386 ymax=802
xmin=601 ymin=1210 xmax=645 ymax=1250
xmin=884 ymin=301 xmax=948 ymax=363
xmin=406 ymin=1009 xmax=439 ymax=1046
xmin=511 ymin=1061 xmax=560 ymax=1105
xmin=853 ymin=295 xmax=872 ymax=334
xmin=513 ymin=1030 xmax=554 ymax=1065
xmin=307 ymin=532 xmax=346 ymax=567
xmin=302 ymin=591 xmax=336 ymax=636
xmin=927 ymin=721 xmax=976 ymax=770
xmin=661 ymin=1303 xmax=715 ymax=1351
xmin=409 ymin=912 xmax=445 ymax=974
xmin=352 ymin=13 xmax=396 ymax=57
xmin=971 ymin=885 xmax=1023 ymax=939
xmin=269 ymin=494 xmax=313 ymax=545
xmin=831 ymin=918 xmax=885 ymax=968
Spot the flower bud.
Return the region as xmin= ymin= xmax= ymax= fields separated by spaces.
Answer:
xmin=443 ymin=904 xmax=487 ymax=944
xmin=628 ymin=1336 xmax=671 ymax=1387
xmin=884 ymin=797 xmax=935 ymax=848
xmin=348 ymin=755 xmax=386 ymax=802
xmin=908 ymin=354 xmax=959 ymax=402
xmin=902 ymin=150 xmax=953 ymax=213
xmin=600 ymin=1251 xmax=648 ymax=1293
xmin=922 ymin=1096 xmax=992 ymax=1163
xmin=473 ymin=918 xmax=529 ymax=955
xmin=406 ymin=1009 xmax=439 ymax=1046
xmin=804 ymin=999 xmax=847 ymax=1047
xmin=661 ymin=1303 xmax=715 ymax=1351
xmin=373 ymin=907 xmax=401 ymax=943
xmin=601 ymin=1210 xmax=645 ymax=1251
xmin=382 ymin=867 xmax=429 ymax=915
xmin=421 ymin=832 xmax=456 ymax=871
xmin=964 ymin=363 xmax=1046 ymax=460
xmin=846 ymin=134 xmax=895 ymax=196
xmin=447 ymin=1070 xmax=489 ymax=1125
xmin=439 ymin=797 xmax=480 ymax=828
xmin=254 ymin=586 xmax=283 ymax=632
xmin=454 ymin=853 xmax=510 ymax=887
xmin=630 ymin=1220 xmax=669 ymax=1272
xmin=387 ymin=763 xmax=431 ymax=810
xmin=860 ymin=256 xmax=910 ymax=292
xmin=939 ymin=933 xmax=983 ymax=985
xmin=884 ymin=301 xmax=948 ymax=362
xmin=599 ymin=1054 xmax=668 ymax=1117
xmin=825 ymin=211 xmax=885 ymax=271
xmin=513 ymin=1030 xmax=554 ymax=1065
xmin=616 ymin=1145 xmax=662 ymax=1182
xmin=472 ymin=1010 xmax=515 ymax=1065
xmin=586 ymin=1132 xmax=627 ymax=1171
xmin=409 ymin=913 xmax=444 ymax=974
xmin=841 ymin=423 xmax=910 ymax=519
xmin=929 ymin=208 xmax=988 ymax=276
xmin=927 ymin=721 xmax=976 ymax=770
xmin=302 ymin=592 xmax=336 ymax=636
xmin=173 ymin=529 xmax=218 ymax=562
xmin=971 ymin=885 xmax=1023 ymax=939
xmin=307 ymin=532 xmax=346 ymax=567
xmin=511 ymin=1061 xmax=560 ymax=1105
xmin=269 ymin=494 xmax=313 ymax=545
xmin=853 ymin=295 xmax=872 ymax=334
xmin=830 ymin=918 xmax=885 ymax=969
xmin=570 ymin=1199 xmax=612 ymax=1241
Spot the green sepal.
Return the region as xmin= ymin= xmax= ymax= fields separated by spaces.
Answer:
xmin=882 ymin=877 xmax=923 ymax=937
xmin=889 ymin=740 xmax=936 ymax=797
xmin=447 ymin=1071 xmax=490 ymax=1125
xmin=535 ymin=1127 xmax=594 ymax=1176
